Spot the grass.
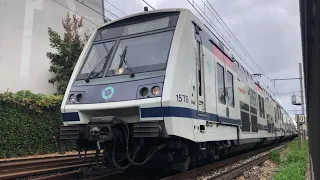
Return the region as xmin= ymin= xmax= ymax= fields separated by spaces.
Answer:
xmin=269 ymin=149 xmax=281 ymax=164
xmin=273 ymin=139 xmax=309 ymax=180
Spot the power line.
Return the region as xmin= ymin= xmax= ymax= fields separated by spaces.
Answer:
xmin=204 ymin=0 xmax=267 ymax=76
xmin=84 ymin=0 xmax=119 ymax=19
xmin=53 ymin=0 xmax=99 ymax=26
xmin=198 ymin=0 xmax=280 ymax=95
xmin=104 ymin=0 xmax=127 ymax=16
xmin=142 ymin=0 xmax=155 ymax=10
xmin=187 ymin=0 xmax=279 ymax=97
xmin=187 ymin=0 xmax=258 ymax=75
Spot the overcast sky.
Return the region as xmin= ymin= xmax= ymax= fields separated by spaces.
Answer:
xmin=104 ymin=0 xmax=303 ymax=119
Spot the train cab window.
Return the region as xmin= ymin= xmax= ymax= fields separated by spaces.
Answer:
xmin=217 ymin=63 xmax=225 ymax=104
xmin=77 ymin=41 xmax=116 ymax=80
xmin=226 ymin=71 xmax=234 ymax=107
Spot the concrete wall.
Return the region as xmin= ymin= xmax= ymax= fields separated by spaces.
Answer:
xmin=0 ymin=0 xmax=104 ymax=94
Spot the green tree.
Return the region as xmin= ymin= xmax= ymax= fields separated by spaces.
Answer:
xmin=47 ymin=13 xmax=90 ymax=94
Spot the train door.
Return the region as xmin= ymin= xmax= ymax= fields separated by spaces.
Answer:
xmin=194 ymin=24 xmax=206 ymax=115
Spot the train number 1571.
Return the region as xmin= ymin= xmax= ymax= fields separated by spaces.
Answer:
xmin=176 ymin=94 xmax=188 ymax=103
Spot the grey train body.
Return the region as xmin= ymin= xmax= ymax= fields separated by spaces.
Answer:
xmin=59 ymin=9 xmax=297 ymax=171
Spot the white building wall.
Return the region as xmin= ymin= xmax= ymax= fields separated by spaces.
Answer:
xmin=0 ymin=0 xmax=104 ymax=94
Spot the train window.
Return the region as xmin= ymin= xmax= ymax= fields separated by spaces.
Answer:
xmin=240 ymin=102 xmax=250 ymax=111
xmin=201 ymin=31 xmax=213 ymax=52
xmin=217 ymin=63 xmax=225 ymax=104
xmin=106 ymin=31 xmax=173 ymax=76
xmin=249 ymin=88 xmax=257 ymax=107
xmin=251 ymin=115 xmax=258 ymax=132
xmin=241 ymin=111 xmax=250 ymax=132
xmin=96 ymin=12 xmax=180 ymax=41
xmin=262 ymin=97 xmax=265 ymax=118
xmin=250 ymin=106 xmax=257 ymax=114
xmin=226 ymin=71 xmax=234 ymax=107
xmin=258 ymin=95 xmax=265 ymax=119
xmin=240 ymin=101 xmax=250 ymax=132
xmin=77 ymin=41 xmax=116 ymax=80
xmin=274 ymin=107 xmax=278 ymax=123
xmin=250 ymin=104 xmax=258 ymax=132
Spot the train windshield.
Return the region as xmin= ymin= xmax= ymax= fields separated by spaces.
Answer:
xmin=77 ymin=41 xmax=115 ymax=80
xmin=77 ymin=12 xmax=179 ymax=80
xmin=106 ymin=31 xmax=173 ymax=76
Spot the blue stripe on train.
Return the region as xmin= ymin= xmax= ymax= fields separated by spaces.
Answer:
xmin=62 ymin=106 xmax=240 ymax=126
xmin=61 ymin=112 xmax=80 ymax=122
xmin=141 ymin=106 xmax=240 ymax=126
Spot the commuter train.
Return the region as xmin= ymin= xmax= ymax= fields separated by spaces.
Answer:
xmin=59 ymin=8 xmax=297 ymax=171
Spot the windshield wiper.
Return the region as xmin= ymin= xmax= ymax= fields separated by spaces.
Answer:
xmin=119 ymin=46 xmax=135 ymax=78
xmin=85 ymin=46 xmax=114 ymax=83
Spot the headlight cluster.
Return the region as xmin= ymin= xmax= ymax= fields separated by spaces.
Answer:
xmin=139 ymin=86 xmax=161 ymax=97
xmin=68 ymin=92 xmax=83 ymax=103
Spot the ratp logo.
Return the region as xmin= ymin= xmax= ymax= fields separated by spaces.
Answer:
xmin=101 ymin=86 xmax=114 ymax=101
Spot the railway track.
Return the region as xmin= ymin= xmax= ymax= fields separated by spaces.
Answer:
xmin=160 ymin=143 xmax=287 ymax=180
xmin=77 ymin=143 xmax=287 ymax=180
xmin=0 ymin=153 xmax=100 ymax=180
xmin=211 ymin=146 xmax=287 ymax=180
xmin=0 ymin=143 xmax=287 ymax=180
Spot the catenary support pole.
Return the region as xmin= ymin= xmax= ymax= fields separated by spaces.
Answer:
xmin=298 ymin=63 xmax=304 ymax=149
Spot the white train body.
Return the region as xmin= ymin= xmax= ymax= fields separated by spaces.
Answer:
xmin=60 ymin=8 xmax=296 ymax=170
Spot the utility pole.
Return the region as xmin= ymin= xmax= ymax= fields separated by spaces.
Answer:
xmin=298 ymin=62 xmax=304 ymax=149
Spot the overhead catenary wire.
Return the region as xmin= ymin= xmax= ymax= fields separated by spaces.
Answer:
xmin=187 ymin=0 xmax=282 ymax=96
xmin=53 ymin=0 xmax=99 ymax=26
xmin=187 ymin=0 xmax=278 ymax=96
xmin=104 ymin=0 xmax=127 ymax=16
xmin=198 ymin=1 xmax=278 ymax=90
xmin=187 ymin=0 xmax=258 ymax=75
xmin=205 ymin=0 xmax=265 ymax=72
xmin=80 ymin=0 xmax=119 ymax=19
xmin=142 ymin=0 xmax=156 ymax=10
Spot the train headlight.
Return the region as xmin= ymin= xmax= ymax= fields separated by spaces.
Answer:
xmin=117 ymin=67 xmax=124 ymax=74
xmin=69 ymin=94 xmax=75 ymax=103
xmin=151 ymin=86 xmax=161 ymax=95
xmin=76 ymin=93 xmax=83 ymax=102
xmin=139 ymin=87 xmax=149 ymax=97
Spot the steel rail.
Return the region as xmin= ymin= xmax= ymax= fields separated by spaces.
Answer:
xmin=160 ymin=143 xmax=287 ymax=180
xmin=0 ymin=153 xmax=101 ymax=180
xmin=210 ymin=146 xmax=287 ymax=180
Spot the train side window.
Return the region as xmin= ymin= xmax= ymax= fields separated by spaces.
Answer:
xmin=274 ymin=107 xmax=278 ymax=122
xmin=226 ymin=71 xmax=234 ymax=107
xmin=240 ymin=102 xmax=250 ymax=132
xmin=258 ymin=96 xmax=265 ymax=118
xmin=258 ymin=95 xmax=262 ymax=118
xmin=262 ymin=97 xmax=265 ymax=118
xmin=217 ymin=63 xmax=225 ymax=104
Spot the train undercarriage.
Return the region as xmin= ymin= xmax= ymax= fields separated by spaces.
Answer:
xmin=60 ymin=116 xmax=295 ymax=172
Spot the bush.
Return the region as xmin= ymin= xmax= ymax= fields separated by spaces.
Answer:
xmin=270 ymin=149 xmax=281 ymax=164
xmin=273 ymin=140 xmax=309 ymax=180
xmin=0 ymin=90 xmax=75 ymax=158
